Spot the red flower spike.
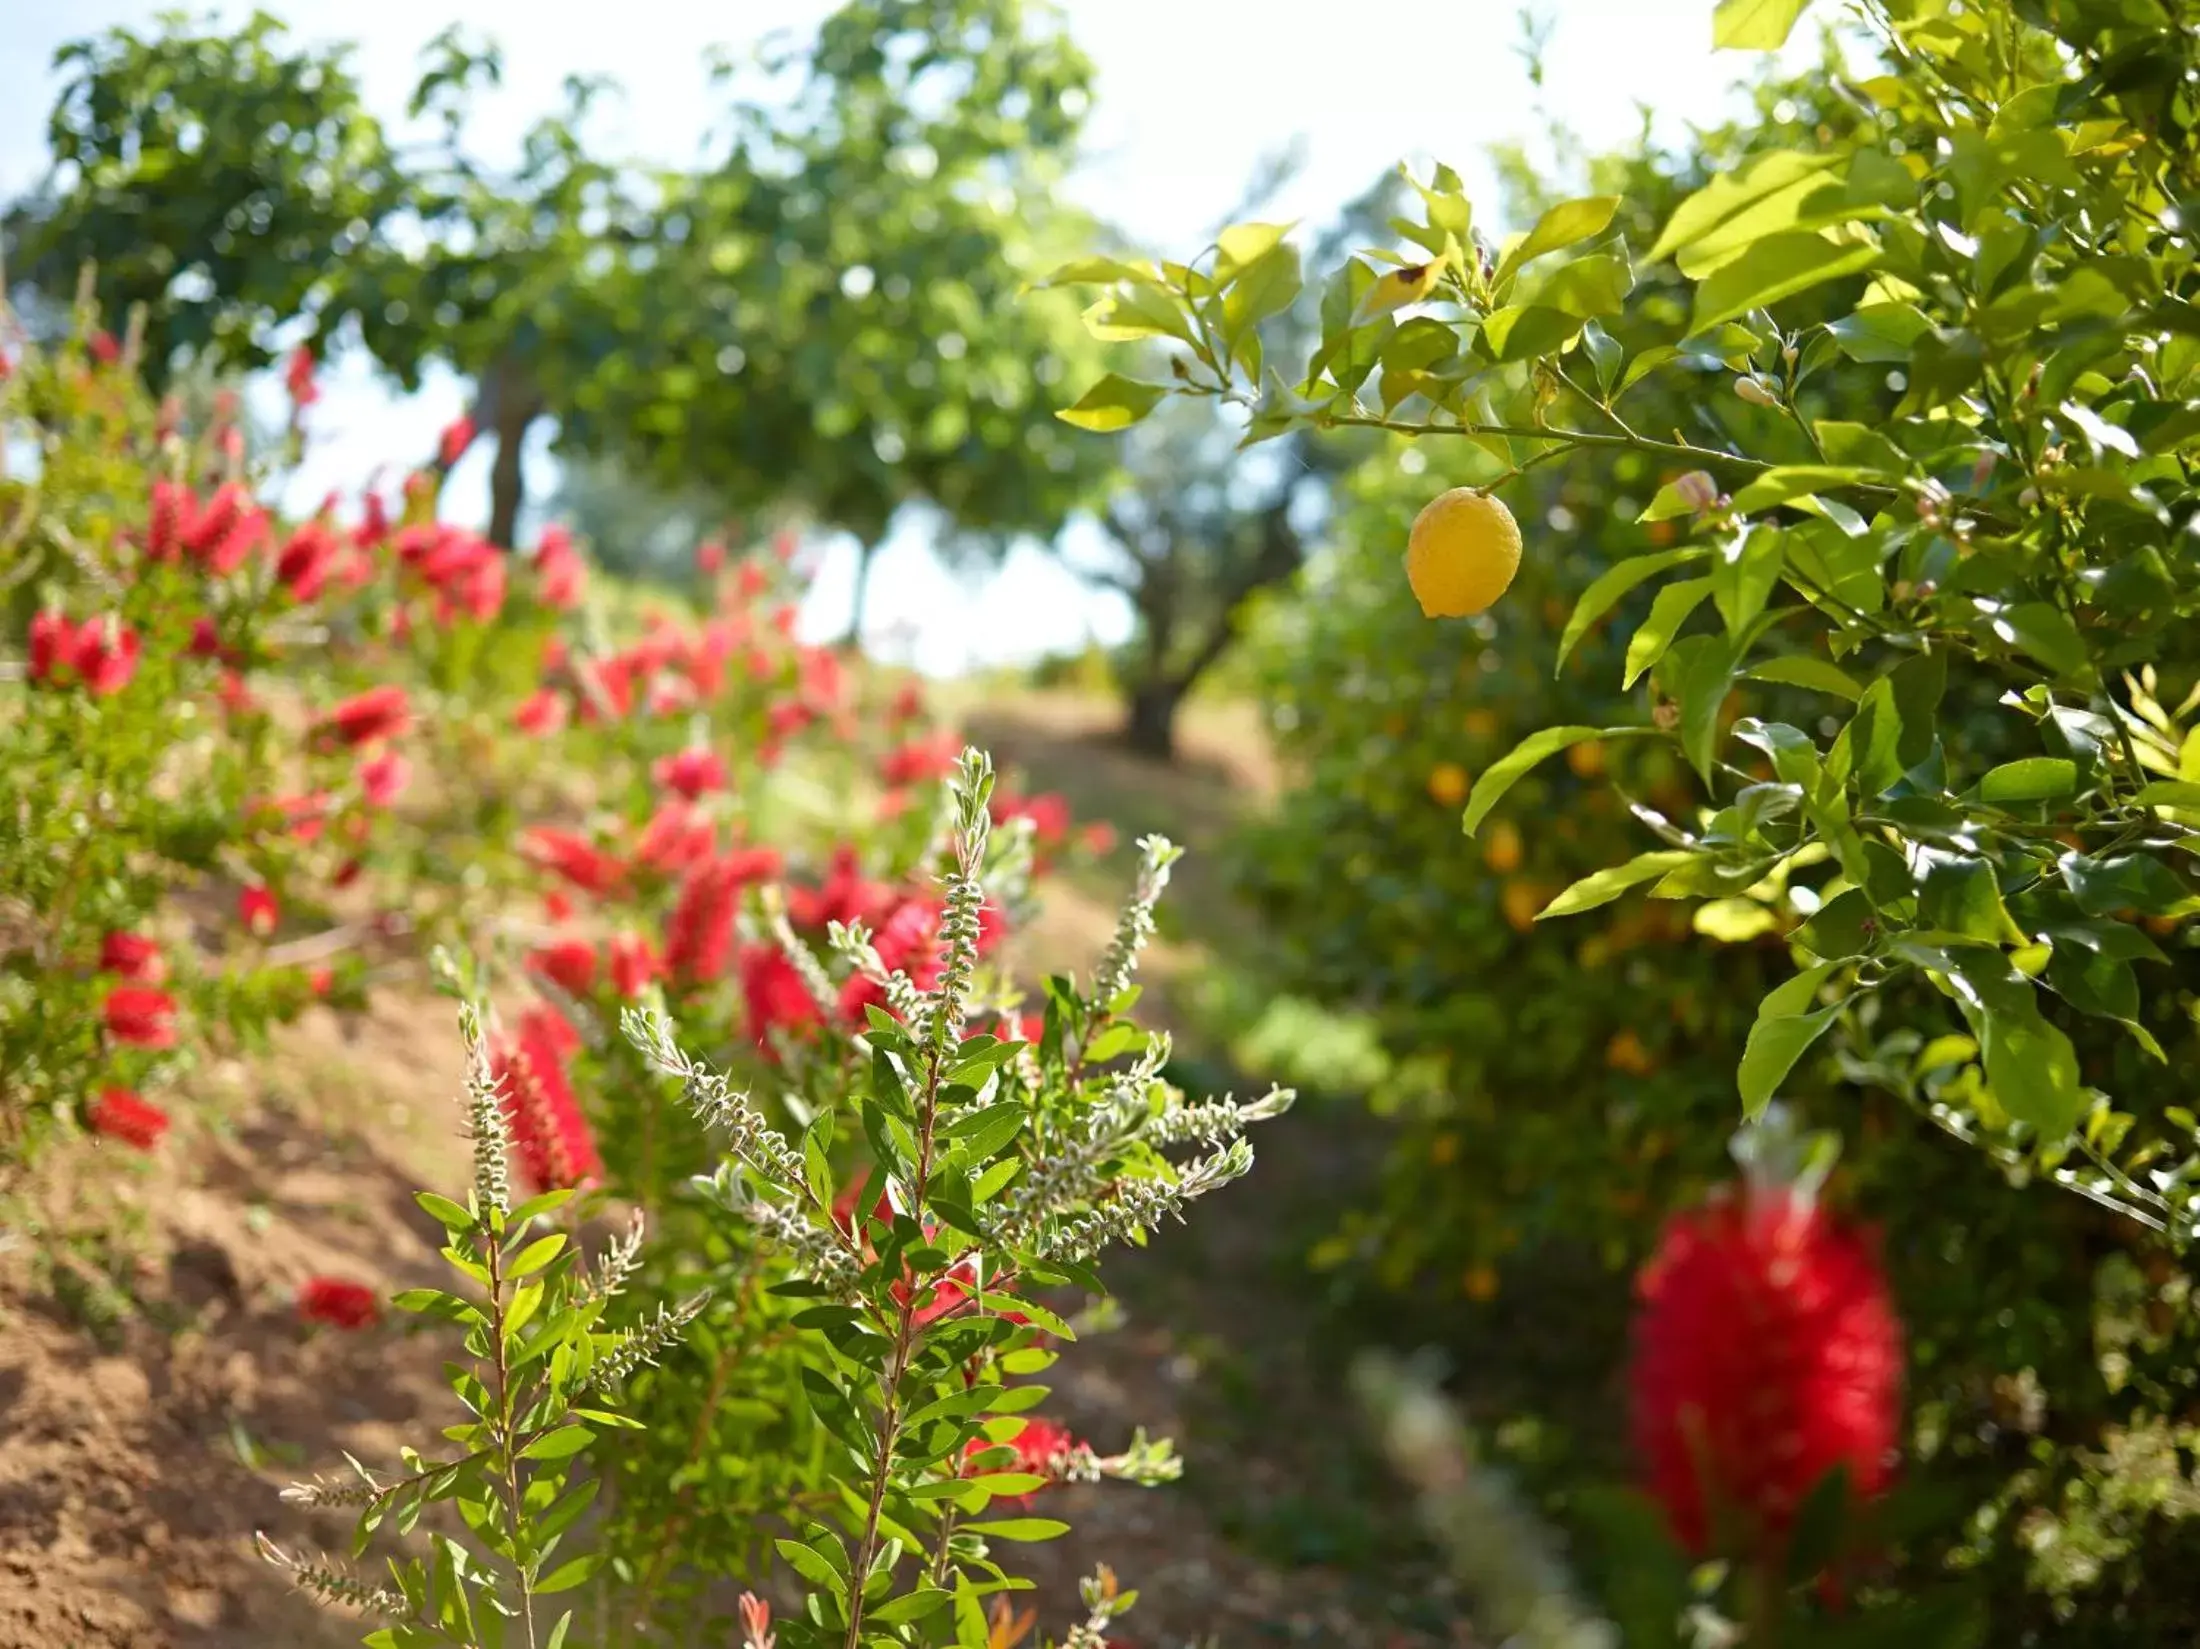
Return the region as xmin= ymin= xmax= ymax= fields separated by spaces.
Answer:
xmin=528 ymin=940 xmax=598 ymax=999
xmin=653 ymin=745 xmax=728 ymax=800
xmin=320 ymin=685 xmax=411 ymax=749
xmin=489 ymin=1010 xmax=601 ymax=1193
xmin=522 ymin=828 xmax=623 ymax=897
xmin=238 ymin=885 xmax=279 ymax=937
xmin=99 ymin=931 xmax=166 ymax=984
xmin=298 ymin=1276 xmax=380 ymax=1330
xmin=359 ymin=752 xmax=411 ymax=809
xmin=88 ymin=1088 xmax=169 ymax=1150
xmin=608 ymin=935 xmax=660 ymax=998
xmin=738 ymin=944 xmax=819 ymax=1053
xmin=104 ymin=986 xmax=178 ymax=1049
xmin=438 ymin=415 xmax=476 ymax=470
xmin=514 ymin=688 xmax=568 ymax=737
xmin=27 ymin=611 xmax=71 ymax=682
xmin=1629 ymin=1186 xmax=1903 ymax=1568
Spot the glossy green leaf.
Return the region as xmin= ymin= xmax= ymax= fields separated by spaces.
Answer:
xmin=1055 ymin=374 xmax=1167 ymax=433
xmin=1691 ymin=231 xmax=1882 ymax=334
xmin=1556 ymin=549 xmax=1707 ymax=671
xmin=1977 ymin=758 xmax=2078 ymax=805
xmin=1494 ymin=196 xmax=1620 ymax=287
xmin=1713 ymin=0 xmax=1814 ymax=49
xmin=1624 ymin=577 xmax=1716 ymax=688
xmin=1539 ymin=851 xmax=1697 ymax=919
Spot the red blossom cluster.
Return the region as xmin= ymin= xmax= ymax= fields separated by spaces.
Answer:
xmin=490 ymin=1009 xmax=602 ymax=1194
xmin=1629 ymin=1185 xmax=1904 ymax=1568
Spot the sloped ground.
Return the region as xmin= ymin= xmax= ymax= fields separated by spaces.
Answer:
xmin=0 ymin=695 xmax=1466 ymax=1649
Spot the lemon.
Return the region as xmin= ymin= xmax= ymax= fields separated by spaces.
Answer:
xmin=1406 ymin=487 xmax=1521 ymax=618
xmin=1483 ymin=819 xmax=1524 ymax=874
xmin=1426 ymin=762 xmax=1470 ymax=807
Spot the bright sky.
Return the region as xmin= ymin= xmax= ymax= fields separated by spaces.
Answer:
xmin=0 ymin=0 xmax=1785 ymax=674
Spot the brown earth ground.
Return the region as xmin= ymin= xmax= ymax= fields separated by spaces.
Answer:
xmin=0 ymin=694 xmax=1470 ymax=1649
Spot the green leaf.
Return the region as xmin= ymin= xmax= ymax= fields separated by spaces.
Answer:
xmin=1691 ymin=231 xmax=1882 ymax=334
xmin=520 ymin=1426 xmax=594 ymax=1461
xmin=871 ymin=1589 xmax=955 ymax=1625
xmin=1639 ymin=477 xmax=1718 ymax=523
xmin=1949 ymin=959 xmax=2085 ymax=1138
xmin=1480 ymin=303 xmax=1587 ymax=362
xmin=1624 ymin=578 xmax=1716 ymax=688
xmin=1460 ymin=726 xmax=1612 ymax=836
xmin=509 ymin=1189 xmax=577 ymax=1227
xmin=1826 ymin=303 xmax=1931 ymax=363
xmin=535 ymin=1554 xmax=600 ymax=1595
xmin=1056 ymin=374 xmax=1167 ymax=433
xmin=1713 ymin=0 xmax=1814 ymax=50
xmin=1539 ymin=851 xmax=1698 ymax=919
xmin=802 ymin=1111 xmax=834 ymax=1209
xmin=775 ymin=1537 xmax=849 ymax=1599
xmin=1744 ymin=656 xmax=1863 ymax=699
xmin=1727 ymin=467 xmax=1875 ymax=514
xmin=1647 ymin=150 xmax=1847 ymax=273
xmin=1918 ymin=857 xmax=2024 ymax=945
xmin=1556 ymin=549 xmax=1706 ymax=671
xmin=415 ymin=1193 xmax=475 ymax=1232
xmin=1978 ymin=758 xmax=2078 ymax=805
xmin=1215 ymin=221 xmax=1291 ymax=276
xmin=1993 ymin=602 xmax=2087 ymax=678
xmin=1494 ymin=196 xmax=1620 ymax=287
xmin=506 ymin=1234 xmax=566 ymax=1279
xmin=1739 ymin=964 xmax=1846 ymax=1116
xmin=2136 ymin=779 xmax=2200 ymax=810
xmin=947 ymin=1101 xmax=1027 ymax=1165
xmin=1710 ymin=525 xmax=1786 ymax=635
xmin=1536 ymin=252 xmax=1633 ymax=318
xmin=1663 ymin=633 xmax=1747 ymax=781
xmin=961 ymin=1518 xmax=1071 ymax=1542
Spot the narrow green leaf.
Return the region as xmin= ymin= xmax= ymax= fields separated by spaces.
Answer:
xmin=1744 ymin=656 xmax=1863 ymax=699
xmin=1461 ymin=726 xmax=1614 ymax=836
xmin=506 ymin=1234 xmax=566 ymax=1279
xmin=1713 ymin=0 xmax=1814 ymax=50
xmin=1556 ymin=550 xmax=1706 ymax=671
xmin=1978 ymin=758 xmax=2078 ymax=805
xmin=415 ymin=1193 xmax=474 ymax=1232
xmin=1539 ymin=851 xmax=1698 ymax=920
xmin=961 ymin=1518 xmax=1072 ymax=1542
xmin=1691 ymin=231 xmax=1882 ymax=334
xmin=1624 ymin=578 xmax=1717 ymax=688
xmin=1056 ymin=374 xmax=1167 ymax=433
xmin=519 ymin=1426 xmax=594 ymax=1462
xmin=1495 ymin=196 xmax=1621 ymax=287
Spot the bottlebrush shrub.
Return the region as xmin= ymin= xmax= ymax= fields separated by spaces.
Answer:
xmin=1058 ymin=0 xmax=2200 ymax=1630
xmin=266 ymin=752 xmax=1289 ymax=1648
xmin=259 ymin=1002 xmax=704 ymax=1648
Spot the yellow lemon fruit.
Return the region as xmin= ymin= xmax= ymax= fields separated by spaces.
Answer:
xmin=1483 ymin=819 xmax=1524 ymax=874
xmin=1427 ymin=761 xmax=1470 ymax=807
xmin=1501 ymin=878 xmax=1545 ymax=933
xmin=1406 ymin=487 xmax=1522 ymax=618
xmin=1463 ymin=1264 xmax=1500 ymax=1303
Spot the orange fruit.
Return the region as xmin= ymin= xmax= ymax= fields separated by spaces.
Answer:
xmin=1566 ymin=740 xmax=1606 ymax=778
xmin=1406 ymin=488 xmax=1522 ymax=617
xmin=1483 ymin=819 xmax=1524 ymax=874
xmin=1464 ymin=1264 xmax=1500 ymax=1302
xmin=1427 ymin=762 xmax=1470 ymax=807
xmin=1606 ymin=1028 xmax=1658 ymax=1076
xmin=1502 ymin=879 xmax=1545 ymax=932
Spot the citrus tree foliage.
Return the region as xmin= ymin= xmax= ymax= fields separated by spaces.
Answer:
xmin=1063 ymin=0 xmax=2200 ymax=1632
xmin=10 ymin=13 xmax=400 ymax=378
xmin=1065 ymin=0 xmax=2200 ymax=1238
xmin=570 ymin=0 xmax=1114 ymax=636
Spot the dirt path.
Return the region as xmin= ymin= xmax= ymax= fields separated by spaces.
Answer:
xmin=0 ymin=698 xmax=1467 ymax=1648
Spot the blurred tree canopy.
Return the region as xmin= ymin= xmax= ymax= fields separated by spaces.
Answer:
xmin=569 ymin=0 xmax=1115 ymax=639
xmin=8 ymin=0 xmax=1117 ymax=588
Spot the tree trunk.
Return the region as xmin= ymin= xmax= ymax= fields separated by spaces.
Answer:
xmin=487 ymin=405 xmax=533 ymax=551
xmin=845 ymin=539 xmax=879 ymax=646
xmin=1123 ymin=678 xmax=1186 ymax=762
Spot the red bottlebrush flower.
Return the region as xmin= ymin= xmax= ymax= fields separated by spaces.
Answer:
xmin=633 ymin=801 xmax=717 ymax=877
xmin=274 ymin=521 xmax=341 ymax=601
xmin=184 ymin=484 xmax=265 ymax=574
xmin=264 ymin=790 xmax=333 ymax=842
xmin=766 ymin=700 xmax=813 ymax=743
xmin=735 ymin=560 xmax=769 ymax=600
xmin=72 ymin=615 xmax=141 ymax=695
xmin=284 ymin=343 xmax=318 ymax=406
xmin=359 ymin=751 xmax=411 ymax=809
xmin=574 ymin=655 xmax=637 ymax=723
xmin=543 ymin=890 xmax=574 ymax=923
xmin=739 ymin=944 xmax=819 ymax=1051
xmin=696 ymin=538 xmax=727 ymax=574
xmin=88 ymin=329 xmax=120 ymax=365
xmin=607 ymin=935 xmax=660 ymax=998
xmin=798 ymin=645 xmax=845 ymax=711
xmin=523 ymin=827 xmax=623 ymax=897
xmin=490 ymin=1009 xmax=601 ymax=1193
xmin=104 ymin=986 xmax=179 ymax=1048
xmin=298 ymin=1276 xmax=381 ymax=1330
xmin=88 ymin=1087 xmax=169 ymax=1150
xmin=976 ymin=901 xmax=1008 ymax=956
xmin=28 ymin=610 xmax=71 ymax=681
xmin=663 ymin=857 xmax=742 ymax=985
xmin=772 ymin=529 xmax=798 ymax=563
xmin=889 ymin=679 xmax=925 ymax=723
xmin=882 ymin=731 xmax=960 ymax=787
xmin=447 ymin=550 xmax=506 ymax=625
xmin=992 ymin=789 xmax=1072 ymax=850
xmin=320 ymin=685 xmax=411 ymax=748
xmin=723 ymin=844 xmax=784 ymax=884
xmin=533 ymin=526 xmax=585 ymax=608
xmin=786 ymin=845 xmax=891 ymax=932
xmin=309 ymin=965 xmax=334 ymax=997
xmin=438 ymin=414 xmax=477 ymax=469
xmin=769 ymin=603 xmax=799 ymax=637
xmin=238 ymin=884 xmax=279 ymax=937
xmin=1630 ymin=1187 xmax=1903 ymax=1567
xmin=355 ymin=489 xmax=391 ymax=549
xmin=514 ymin=688 xmax=568 ymax=737
xmin=186 ymin=616 xmax=224 ymax=660
xmin=653 ymin=745 xmax=727 ymax=800
xmin=528 ymin=940 xmax=598 ymax=999
xmin=99 ymin=930 xmax=166 ymax=984
xmin=962 ymin=1414 xmax=1076 ymax=1491
xmin=147 ymin=479 xmax=187 ymax=561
